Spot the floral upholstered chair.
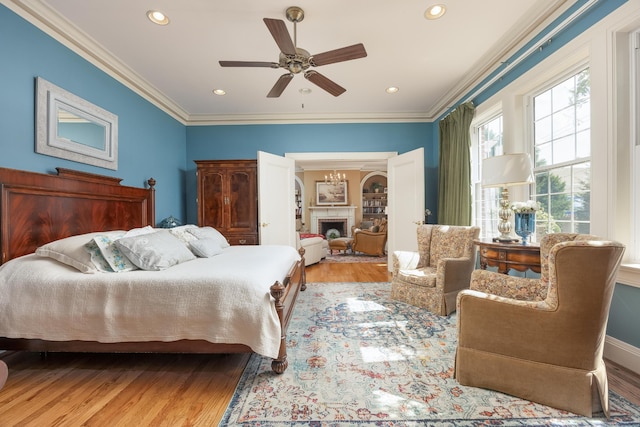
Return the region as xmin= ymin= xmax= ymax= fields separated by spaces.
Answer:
xmin=391 ymin=224 xmax=480 ymax=316
xmin=455 ymin=233 xmax=625 ymax=417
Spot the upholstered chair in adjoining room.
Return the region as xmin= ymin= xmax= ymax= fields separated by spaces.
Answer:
xmin=455 ymin=233 xmax=625 ymax=418
xmin=296 ymin=232 xmax=326 ymax=266
xmin=351 ymin=219 xmax=388 ymax=257
xmin=391 ymin=224 xmax=480 ymax=315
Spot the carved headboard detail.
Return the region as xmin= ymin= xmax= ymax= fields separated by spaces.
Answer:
xmin=0 ymin=167 xmax=155 ymax=264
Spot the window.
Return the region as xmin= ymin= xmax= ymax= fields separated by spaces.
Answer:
xmin=473 ymin=115 xmax=503 ymax=238
xmin=632 ymin=30 xmax=640 ymax=261
xmin=531 ymin=68 xmax=591 ymax=239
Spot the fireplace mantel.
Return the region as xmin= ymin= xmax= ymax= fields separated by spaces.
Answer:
xmin=310 ymin=206 xmax=357 ymax=237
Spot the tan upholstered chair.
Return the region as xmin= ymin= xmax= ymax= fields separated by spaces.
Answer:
xmin=455 ymin=233 xmax=625 ymax=417
xmin=0 ymin=360 xmax=7 ymax=390
xmin=391 ymin=224 xmax=480 ymax=315
xmin=351 ymin=219 xmax=387 ymax=257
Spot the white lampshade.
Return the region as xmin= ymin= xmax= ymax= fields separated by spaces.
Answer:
xmin=482 ymin=153 xmax=534 ymax=188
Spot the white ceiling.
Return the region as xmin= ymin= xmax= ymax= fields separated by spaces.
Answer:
xmin=6 ymin=0 xmax=575 ymax=125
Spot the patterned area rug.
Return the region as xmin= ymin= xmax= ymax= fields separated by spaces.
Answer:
xmin=322 ymin=253 xmax=387 ymax=263
xmin=221 ymin=282 xmax=640 ymax=426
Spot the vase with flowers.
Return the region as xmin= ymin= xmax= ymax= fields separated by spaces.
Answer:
xmin=511 ymin=200 xmax=540 ymax=245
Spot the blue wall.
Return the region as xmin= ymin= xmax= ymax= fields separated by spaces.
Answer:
xmin=185 ymin=122 xmax=435 ymax=224
xmin=0 ymin=5 xmax=187 ymax=223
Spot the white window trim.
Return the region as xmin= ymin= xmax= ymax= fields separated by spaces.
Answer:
xmin=470 ymin=105 xmax=503 ymax=238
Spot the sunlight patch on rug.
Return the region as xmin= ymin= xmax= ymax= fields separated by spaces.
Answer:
xmin=221 ymin=282 xmax=640 ymax=426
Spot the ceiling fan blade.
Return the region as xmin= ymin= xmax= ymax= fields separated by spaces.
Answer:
xmin=311 ymin=43 xmax=367 ymax=66
xmin=304 ymin=71 xmax=346 ymax=97
xmin=263 ymin=18 xmax=296 ymax=56
xmin=219 ymin=61 xmax=279 ymax=68
xmin=267 ymin=73 xmax=294 ymax=98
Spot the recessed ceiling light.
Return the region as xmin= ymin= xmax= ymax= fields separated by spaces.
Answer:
xmin=212 ymin=89 xmax=226 ymax=96
xmin=147 ymin=10 xmax=169 ymax=25
xmin=299 ymin=88 xmax=312 ymax=95
xmin=425 ymin=4 xmax=446 ymax=20
xmin=386 ymin=87 xmax=399 ymax=94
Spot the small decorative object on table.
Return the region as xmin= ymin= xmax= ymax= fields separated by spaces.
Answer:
xmin=425 ymin=208 xmax=432 ymax=224
xmin=159 ymin=215 xmax=182 ymax=228
xmin=511 ymin=201 xmax=540 ymax=245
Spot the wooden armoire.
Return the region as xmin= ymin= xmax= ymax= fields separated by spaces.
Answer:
xmin=195 ymin=160 xmax=258 ymax=245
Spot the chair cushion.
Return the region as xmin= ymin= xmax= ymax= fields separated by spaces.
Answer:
xmin=397 ymin=267 xmax=437 ymax=287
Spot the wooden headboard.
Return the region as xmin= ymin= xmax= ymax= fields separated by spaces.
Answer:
xmin=0 ymin=167 xmax=155 ymax=264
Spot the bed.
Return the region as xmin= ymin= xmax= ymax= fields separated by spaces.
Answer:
xmin=0 ymin=167 xmax=306 ymax=373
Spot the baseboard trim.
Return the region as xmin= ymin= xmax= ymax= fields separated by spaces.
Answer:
xmin=605 ymin=336 xmax=640 ymax=374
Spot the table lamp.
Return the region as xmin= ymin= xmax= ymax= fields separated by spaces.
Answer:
xmin=482 ymin=153 xmax=534 ymax=242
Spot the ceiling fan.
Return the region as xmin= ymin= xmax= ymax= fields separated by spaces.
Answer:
xmin=219 ymin=6 xmax=367 ymax=98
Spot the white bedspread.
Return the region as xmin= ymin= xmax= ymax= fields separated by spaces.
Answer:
xmin=0 ymin=245 xmax=300 ymax=359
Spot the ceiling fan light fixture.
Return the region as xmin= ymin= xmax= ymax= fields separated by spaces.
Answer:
xmin=212 ymin=89 xmax=226 ymax=96
xmin=299 ymin=88 xmax=312 ymax=95
xmin=219 ymin=7 xmax=365 ymax=98
xmin=386 ymin=86 xmax=399 ymax=94
xmin=424 ymin=4 xmax=446 ymax=20
xmin=147 ymin=10 xmax=169 ymax=25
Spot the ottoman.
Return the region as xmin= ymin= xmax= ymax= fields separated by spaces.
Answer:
xmin=329 ymin=237 xmax=353 ymax=254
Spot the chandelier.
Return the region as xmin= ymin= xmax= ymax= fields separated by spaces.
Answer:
xmin=324 ymin=170 xmax=346 ymax=186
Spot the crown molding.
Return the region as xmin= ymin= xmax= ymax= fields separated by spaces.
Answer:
xmin=3 ymin=0 xmax=577 ymax=126
xmin=4 ymin=0 xmax=190 ymax=124
xmin=185 ymin=111 xmax=432 ymax=126
xmin=426 ymin=0 xmax=575 ymax=120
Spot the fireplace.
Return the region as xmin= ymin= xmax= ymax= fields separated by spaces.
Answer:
xmin=319 ymin=219 xmax=347 ymax=238
xmin=309 ymin=206 xmax=356 ymax=237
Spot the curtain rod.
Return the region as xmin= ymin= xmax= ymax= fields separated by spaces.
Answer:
xmin=457 ymin=0 xmax=599 ymax=109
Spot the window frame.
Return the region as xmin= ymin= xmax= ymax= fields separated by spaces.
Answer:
xmin=526 ymin=63 xmax=592 ymax=238
xmin=471 ymin=109 xmax=504 ymax=239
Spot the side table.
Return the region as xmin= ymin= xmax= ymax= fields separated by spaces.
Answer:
xmin=474 ymin=238 xmax=541 ymax=274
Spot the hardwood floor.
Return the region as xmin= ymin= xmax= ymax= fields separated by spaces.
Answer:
xmin=0 ymin=262 xmax=637 ymax=426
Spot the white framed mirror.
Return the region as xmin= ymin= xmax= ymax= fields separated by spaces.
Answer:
xmin=36 ymin=77 xmax=118 ymax=170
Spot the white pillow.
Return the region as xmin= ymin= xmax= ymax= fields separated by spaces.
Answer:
xmin=93 ymin=233 xmax=138 ymax=272
xmin=115 ymin=230 xmax=196 ymax=271
xmin=168 ymin=225 xmax=198 ymax=245
xmin=187 ymin=226 xmax=230 ymax=248
xmin=123 ymin=225 xmax=155 ymax=238
xmin=35 ymin=231 xmax=123 ymax=274
xmin=189 ymin=238 xmax=224 ymax=258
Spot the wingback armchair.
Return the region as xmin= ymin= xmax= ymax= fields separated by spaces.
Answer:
xmin=391 ymin=224 xmax=480 ymax=315
xmin=351 ymin=219 xmax=387 ymax=257
xmin=455 ymin=233 xmax=625 ymax=417
xmin=0 ymin=360 xmax=7 ymax=390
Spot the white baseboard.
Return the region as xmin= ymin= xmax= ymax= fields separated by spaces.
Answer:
xmin=605 ymin=335 xmax=640 ymax=374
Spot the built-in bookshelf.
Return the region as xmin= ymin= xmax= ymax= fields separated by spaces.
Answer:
xmin=295 ymin=187 xmax=302 ymax=218
xmin=362 ymin=192 xmax=387 ymax=218
xmin=361 ymin=173 xmax=387 ymax=220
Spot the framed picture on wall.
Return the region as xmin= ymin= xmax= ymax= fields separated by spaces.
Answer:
xmin=316 ymin=181 xmax=348 ymax=205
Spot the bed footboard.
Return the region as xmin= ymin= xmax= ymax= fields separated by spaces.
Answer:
xmin=270 ymin=249 xmax=306 ymax=373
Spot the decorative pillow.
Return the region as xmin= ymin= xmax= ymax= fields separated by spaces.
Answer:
xmin=84 ymin=231 xmax=127 ymax=272
xmin=370 ymin=225 xmax=380 ymax=233
xmin=115 ymin=230 xmax=196 ymax=271
xmin=123 ymin=225 xmax=155 ymax=238
xmin=187 ymin=226 xmax=230 ymax=248
xmin=35 ymin=231 xmax=123 ymax=274
xmin=189 ymin=238 xmax=224 ymax=258
xmin=93 ymin=233 xmax=138 ymax=272
xmin=168 ymin=225 xmax=198 ymax=245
